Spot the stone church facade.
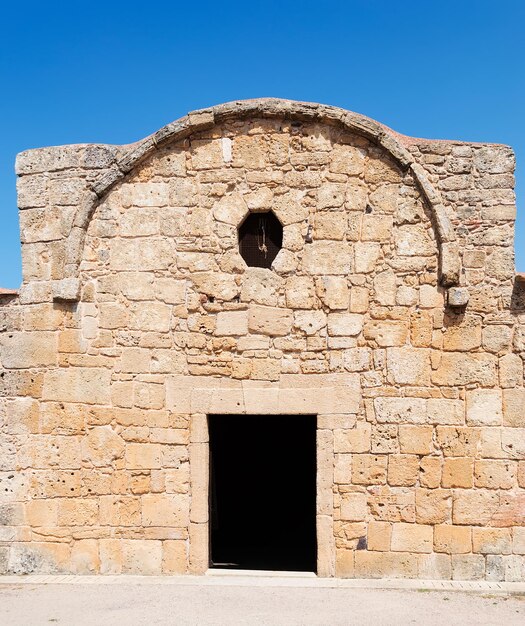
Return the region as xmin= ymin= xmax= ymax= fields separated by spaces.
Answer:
xmin=0 ymin=99 xmax=524 ymax=580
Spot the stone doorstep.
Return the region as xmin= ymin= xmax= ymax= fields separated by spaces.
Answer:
xmin=0 ymin=574 xmax=524 ymax=594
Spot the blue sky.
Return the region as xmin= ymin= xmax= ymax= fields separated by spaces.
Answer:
xmin=0 ymin=0 xmax=523 ymax=288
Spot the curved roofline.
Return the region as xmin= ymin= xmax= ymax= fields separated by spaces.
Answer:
xmin=58 ymin=98 xmax=460 ymax=299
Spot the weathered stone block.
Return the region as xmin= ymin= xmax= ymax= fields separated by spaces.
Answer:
xmin=1 ymin=332 xmax=56 ymax=369
xmin=434 ymin=525 xmax=471 ymax=554
xmin=466 ymin=389 xmax=502 ymax=426
xmin=42 ymin=368 xmax=111 ymax=404
xmin=386 ymin=348 xmax=430 ymax=386
xmin=248 ymin=305 xmax=293 ymax=336
xmin=391 ymin=523 xmax=433 ymax=553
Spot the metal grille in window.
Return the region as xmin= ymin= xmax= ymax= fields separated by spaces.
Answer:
xmin=238 ymin=211 xmax=283 ymax=269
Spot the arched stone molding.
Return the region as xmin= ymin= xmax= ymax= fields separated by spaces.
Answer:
xmin=55 ymin=99 xmax=461 ymax=301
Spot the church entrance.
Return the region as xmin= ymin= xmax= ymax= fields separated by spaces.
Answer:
xmin=208 ymin=414 xmax=317 ymax=572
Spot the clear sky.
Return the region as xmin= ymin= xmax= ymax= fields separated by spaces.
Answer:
xmin=0 ymin=0 xmax=524 ymax=288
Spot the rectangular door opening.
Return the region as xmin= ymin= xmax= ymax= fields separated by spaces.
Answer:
xmin=208 ymin=414 xmax=317 ymax=573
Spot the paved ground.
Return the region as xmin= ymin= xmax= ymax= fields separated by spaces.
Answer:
xmin=0 ymin=576 xmax=524 ymax=626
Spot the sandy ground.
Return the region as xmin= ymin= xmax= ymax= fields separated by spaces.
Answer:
xmin=0 ymin=580 xmax=524 ymax=626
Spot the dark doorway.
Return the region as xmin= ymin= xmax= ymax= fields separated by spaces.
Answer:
xmin=209 ymin=414 xmax=317 ymax=572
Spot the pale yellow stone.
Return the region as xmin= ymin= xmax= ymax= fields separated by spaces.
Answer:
xmin=434 ymin=525 xmax=471 ymax=554
xmin=398 ymin=425 xmax=433 ymax=455
xmin=248 ymin=305 xmax=293 ymax=336
xmin=391 ymin=523 xmax=433 ymax=553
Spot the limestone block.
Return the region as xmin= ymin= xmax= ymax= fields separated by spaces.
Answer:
xmin=502 ymin=389 xmax=525 ymax=427
xmin=388 ymin=455 xmax=419 ymax=486
xmin=17 ymin=174 xmax=48 ymax=209
xmin=386 ymin=347 xmax=430 ymax=386
xmin=482 ymin=325 xmax=512 ymax=354
xmin=340 ymin=492 xmax=367 ymax=522
xmin=504 ymin=555 xmax=525 ymax=582
xmin=466 ymin=389 xmax=502 ymax=426
xmin=343 ymin=348 xmax=371 ymax=372
xmin=395 ymin=224 xmax=435 ymax=256
xmin=474 ymin=460 xmax=516 ymax=489
xmin=333 ymin=454 xmax=352 ymax=484
xmin=110 ymin=239 xmax=173 ymax=271
xmin=317 ymin=183 xmax=345 ymax=209
xmin=25 ymin=499 xmax=58 ymax=526
xmin=8 ymin=542 xmax=71 ymax=574
xmin=442 ymin=458 xmax=473 ymax=488
xmin=420 ymin=285 xmax=444 ymax=309
xmin=0 ymin=332 xmax=56 ymax=369
xmin=415 ymin=489 xmax=451 ymax=525
xmin=155 ymin=278 xmax=186 ymax=305
xmin=169 ymin=179 xmax=197 ymax=206
xmin=473 ymin=146 xmax=515 ymax=174
xmin=327 ymin=313 xmax=363 ymax=337
xmin=125 ymin=443 xmax=162 ymax=469
xmin=352 ymin=454 xmax=387 ymax=485
xmin=519 ymin=462 xmax=525 ymax=488
xmin=354 ymin=242 xmax=381 ymax=274
xmin=451 ymin=554 xmax=485 ymax=580
xmin=120 ymin=182 xmax=169 ymax=207
xmin=364 ymin=321 xmax=408 ymax=347
xmin=142 ymin=494 xmax=190 ymax=527
xmin=120 ymin=348 xmax=151 ymax=374
xmin=71 ymin=539 xmax=100 ymax=574
xmin=315 ymin=277 xmax=349 ymax=310
xmin=49 ymin=178 xmax=85 ymax=206
xmin=431 ymin=353 xmax=497 ymax=386
xmin=215 ymin=310 xmax=248 ymax=336
xmin=302 ymin=241 xmax=352 ymax=275
xmin=335 ymin=549 xmax=354 ymax=578
xmin=373 ymin=270 xmax=397 ymax=305
xmin=122 ymin=540 xmax=162 ymax=575
xmin=99 ymin=496 xmax=141 ymax=526
xmin=499 ymin=354 xmax=523 ymax=389
xmin=367 ymin=521 xmax=392 ymax=552
xmin=43 ymin=368 xmax=111 ymax=404
xmin=20 ymin=206 xmax=73 ymax=243
xmin=436 ymin=427 xmax=479 ymax=457
xmin=240 ymin=268 xmax=283 ymax=306
xmin=334 ymin=423 xmax=371 ymax=453
xmin=350 ymin=286 xmax=369 ymax=313
xmin=248 ymin=305 xmax=293 ymax=336
xmin=453 ymin=490 xmax=499 ymax=525
xmin=313 ymin=212 xmax=347 ymax=240
xmin=420 ymin=457 xmax=442 ymax=489
xmin=329 ymin=143 xmax=365 ymax=175
xmin=81 ymin=426 xmax=125 ymax=467
xmin=99 ymin=303 xmax=128 ymax=330
xmin=251 ymin=359 xmax=280 ymax=381
xmin=362 ymin=215 xmax=393 ymax=242
xmin=58 ymin=498 xmax=99 ymax=526
xmin=391 ymin=523 xmax=433 ymax=553
xmin=162 ymin=540 xmax=187 ymax=574
xmin=398 ymin=425 xmax=433 ymax=455
xmin=191 ymin=273 xmax=239 ymax=301
xmin=272 ymin=191 xmax=308 ymax=225
xmin=120 ymin=207 xmax=160 ymax=236
xmin=513 ymin=528 xmax=525 ymax=554
xmin=374 ymin=397 xmax=427 ymax=424
xmin=353 ymin=550 xmax=418 ymax=579
xmin=285 ymin=276 xmax=315 ymax=309
xmin=294 ymin=311 xmax=326 ymax=336
xmin=472 ymin=528 xmax=512 ymax=554
xmin=434 ymin=525 xmax=471 ymax=554
xmin=442 ymin=317 xmax=482 ymax=351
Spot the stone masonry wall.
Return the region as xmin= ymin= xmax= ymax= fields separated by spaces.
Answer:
xmin=1 ymin=99 xmax=524 ymax=580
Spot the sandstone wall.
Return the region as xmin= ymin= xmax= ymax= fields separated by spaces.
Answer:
xmin=1 ymin=99 xmax=524 ymax=580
